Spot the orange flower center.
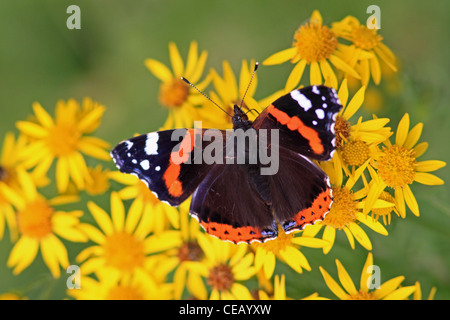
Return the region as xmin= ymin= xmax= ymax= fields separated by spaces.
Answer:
xmin=178 ymin=241 xmax=203 ymax=262
xmin=17 ymin=200 xmax=53 ymax=238
xmin=376 ymin=145 xmax=416 ymax=189
xmin=85 ymin=166 xmax=110 ymax=195
xmin=347 ymin=289 xmax=376 ymax=300
xmin=105 ymin=285 xmax=144 ymax=300
xmin=351 ymin=25 xmax=383 ymax=50
xmin=342 ymin=140 xmax=370 ymax=166
xmin=47 ymin=124 xmax=80 ymax=156
xmin=293 ymin=22 xmax=338 ymax=63
xmin=159 ymin=78 xmax=190 ymax=108
xmin=323 ymin=186 xmax=357 ymax=229
xmin=334 ymin=116 xmax=351 ymax=149
xmin=103 ymin=232 xmax=145 ymax=272
xmin=208 ymin=264 xmax=234 ymax=291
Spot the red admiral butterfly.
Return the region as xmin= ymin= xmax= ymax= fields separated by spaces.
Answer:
xmin=111 ymin=78 xmax=342 ymax=244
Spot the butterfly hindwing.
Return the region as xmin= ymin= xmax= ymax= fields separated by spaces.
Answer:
xmin=190 ymin=163 xmax=278 ymax=244
xmin=268 ymin=147 xmax=332 ymax=233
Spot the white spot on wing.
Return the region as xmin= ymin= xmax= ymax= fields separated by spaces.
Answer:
xmin=140 ymin=159 xmax=150 ymax=170
xmin=315 ymin=108 xmax=325 ymax=120
xmin=312 ymin=86 xmax=320 ymax=94
xmin=125 ymin=140 xmax=133 ymax=150
xmin=155 ymin=166 xmax=161 ymax=171
xmin=145 ymin=132 xmax=159 ymax=155
xmin=290 ymin=91 xmax=312 ymax=111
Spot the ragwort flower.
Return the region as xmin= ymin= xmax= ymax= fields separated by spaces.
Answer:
xmin=263 ymin=10 xmax=360 ymax=91
xmin=145 ymin=41 xmax=209 ymax=129
xmin=16 ymin=98 xmax=110 ymax=193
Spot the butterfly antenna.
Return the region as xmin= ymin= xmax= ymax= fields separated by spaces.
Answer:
xmin=181 ymin=77 xmax=233 ymax=117
xmin=239 ymin=62 xmax=259 ymax=110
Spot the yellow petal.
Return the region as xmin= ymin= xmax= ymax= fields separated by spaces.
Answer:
xmin=395 ymin=187 xmax=406 ymax=218
xmin=110 ymin=192 xmax=125 ymax=232
xmin=343 ymin=226 xmax=355 ymax=249
xmin=32 ymin=102 xmax=54 ymax=129
xmin=279 ymin=246 xmax=310 ymax=272
xmin=263 ymin=47 xmax=297 ymax=65
xmin=169 ymin=42 xmax=184 ymax=77
xmin=184 ymin=41 xmax=198 ymax=78
xmin=263 ymin=252 xmax=276 ymax=279
xmin=320 ymin=59 xmax=338 ymax=89
xmin=373 ymin=275 xmax=404 ymax=299
xmin=16 ymin=121 xmax=49 ymax=139
xmin=145 ymin=58 xmax=173 ymax=82
xmin=342 ymin=85 xmax=365 ymax=120
xmin=356 ymin=212 xmax=388 ymax=235
xmin=383 ymin=286 xmax=416 ymax=300
xmin=416 ymin=160 xmax=446 ymax=173
xmin=41 ymin=234 xmax=68 ymax=278
xmin=322 ymin=226 xmax=336 ymax=254
xmin=124 ymin=198 xmax=144 ymax=233
xmin=329 ymin=54 xmax=360 ymax=79
xmin=414 ymin=172 xmax=444 ymax=185
xmin=360 ymin=253 xmax=374 ymax=292
xmin=56 ymin=157 xmax=69 ymax=193
xmin=285 ymin=60 xmax=306 ymax=92
xmin=87 ymin=201 xmax=114 ymax=236
xmin=336 ymin=259 xmax=357 ymax=295
xmin=403 ymin=185 xmax=420 ymax=216
xmin=413 ymin=142 xmax=428 ymax=158
xmin=348 ymin=223 xmax=372 ymax=250
xmin=395 ymin=113 xmax=409 ymax=146
xmin=78 ymin=223 xmax=105 ymax=245
xmin=231 ymin=283 xmax=253 ymax=300
xmin=189 ymin=50 xmax=208 ymax=84
xmin=370 ymin=56 xmax=381 ymax=84
xmin=403 ymin=122 xmax=423 ymax=149
xmin=319 ymin=266 xmax=348 ymax=299
xmin=310 ymin=61 xmax=322 ymax=85
xmin=8 ymin=236 xmax=39 ymax=274
xmin=337 ymin=78 xmax=349 ymax=108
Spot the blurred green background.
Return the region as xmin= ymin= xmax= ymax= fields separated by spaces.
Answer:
xmin=0 ymin=0 xmax=449 ymax=299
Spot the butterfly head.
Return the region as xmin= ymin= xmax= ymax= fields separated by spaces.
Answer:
xmin=232 ymin=105 xmax=251 ymax=129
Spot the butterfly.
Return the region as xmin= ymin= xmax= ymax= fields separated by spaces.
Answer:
xmin=111 ymin=80 xmax=342 ymax=244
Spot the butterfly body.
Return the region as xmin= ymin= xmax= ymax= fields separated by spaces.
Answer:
xmin=111 ymin=85 xmax=342 ymax=244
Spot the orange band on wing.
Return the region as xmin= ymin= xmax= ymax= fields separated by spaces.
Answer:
xmin=200 ymin=221 xmax=267 ymax=244
xmin=268 ymin=105 xmax=324 ymax=155
xmin=163 ymin=129 xmax=196 ymax=197
xmin=293 ymin=188 xmax=332 ymax=228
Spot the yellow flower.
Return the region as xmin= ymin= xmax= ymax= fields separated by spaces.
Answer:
xmin=252 ymin=224 xmax=329 ymax=279
xmin=0 ymin=168 xmax=87 ymax=278
xmin=307 ymin=160 xmax=389 ymax=253
xmin=167 ymin=206 xmax=208 ymax=299
xmin=332 ymin=16 xmax=397 ymax=85
xmin=109 ymin=170 xmax=180 ymax=234
xmin=263 ymin=10 xmax=360 ymax=91
xmin=16 ymin=99 xmax=110 ymax=193
xmin=0 ymin=293 xmax=27 ymax=300
xmin=145 ymin=41 xmax=209 ymax=129
xmin=366 ymin=113 xmax=446 ymax=217
xmin=77 ymin=192 xmax=182 ymax=280
xmin=319 ymin=253 xmax=416 ymax=300
xmin=331 ymin=79 xmax=392 ymax=178
xmin=68 ymin=269 xmax=173 ymax=300
xmin=84 ymin=164 xmax=112 ymax=196
xmin=185 ymin=233 xmax=256 ymax=300
xmin=205 ymin=59 xmax=262 ymax=129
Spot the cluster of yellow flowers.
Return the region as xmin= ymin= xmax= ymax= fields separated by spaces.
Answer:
xmin=0 ymin=10 xmax=445 ymax=300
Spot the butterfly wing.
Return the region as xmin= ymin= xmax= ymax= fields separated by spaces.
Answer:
xmin=268 ymin=147 xmax=332 ymax=233
xmin=189 ymin=163 xmax=278 ymax=244
xmin=253 ymin=85 xmax=342 ymax=161
xmin=111 ymin=128 xmax=224 ymax=206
